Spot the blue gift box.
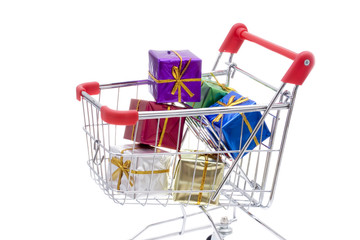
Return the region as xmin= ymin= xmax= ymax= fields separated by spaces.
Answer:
xmin=205 ymin=91 xmax=271 ymax=159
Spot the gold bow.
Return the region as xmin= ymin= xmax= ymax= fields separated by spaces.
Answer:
xmin=149 ymin=50 xmax=201 ymax=102
xmin=212 ymin=95 xmax=259 ymax=146
xmin=212 ymin=95 xmax=249 ymax=125
xmin=208 ymin=72 xmax=236 ymax=92
xmin=111 ymin=155 xmax=134 ymax=190
xmin=111 ymin=148 xmax=170 ymax=191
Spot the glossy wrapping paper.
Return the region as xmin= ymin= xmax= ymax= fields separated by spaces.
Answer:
xmin=109 ymin=144 xmax=171 ymax=199
xmin=173 ymin=152 xmax=224 ymax=205
xmin=123 ymin=99 xmax=186 ymax=150
xmin=148 ymin=50 xmax=202 ymax=103
xmin=186 ymin=79 xmax=229 ymax=108
xmin=205 ymin=91 xmax=271 ymax=159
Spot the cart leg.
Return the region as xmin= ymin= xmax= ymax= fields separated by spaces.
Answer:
xmin=130 ymin=206 xmax=224 ymax=240
xmin=130 ymin=205 xmax=186 ymax=240
xmin=179 ymin=205 xmax=187 ymax=236
xmin=200 ymin=206 xmax=223 ymax=240
xmin=212 ymin=52 xmax=222 ymax=71
xmin=237 ymin=205 xmax=287 ymax=240
xmin=200 ymin=207 xmax=233 ymax=240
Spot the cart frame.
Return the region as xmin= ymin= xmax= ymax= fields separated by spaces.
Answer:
xmin=76 ymin=23 xmax=314 ymax=239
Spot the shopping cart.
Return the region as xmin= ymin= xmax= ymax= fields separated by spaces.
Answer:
xmin=76 ymin=23 xmax=314 ymax=240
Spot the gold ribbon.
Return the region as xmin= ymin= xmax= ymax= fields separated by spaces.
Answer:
xmin=209 ymin=72 xmax=236 ymax=92
xmin=191 ymin=74 xmax=236 ymax=108
xmin=111 ymin=148 xmax=170 ymax=190
xmin=131 ymin=100 xmax=170 ymax=147
xmin=212 ymin=95 xmax=259 ymax=146
xmin=111 ymin=148 xmax=135 ymax=190
xmin=149 ymin=50 xmax=201 ymax=102
xmin=157 ymin=106 xmax=171 ymax=147
xmin=131 ymin=100 xmax=142 ymax=141
xmin=212 ymin=95 xmax=249 ymax=126
xmin=197 ymin=154 xmax=209 ymax=205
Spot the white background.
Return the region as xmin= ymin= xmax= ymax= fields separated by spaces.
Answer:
xmin=1 ymin=1 xmax=359 ymax=239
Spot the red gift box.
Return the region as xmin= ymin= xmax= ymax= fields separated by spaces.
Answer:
xmin=124 ymin=99 xmax=186 ymax=150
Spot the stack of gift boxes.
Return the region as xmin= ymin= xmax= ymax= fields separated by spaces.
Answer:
xmin=110 ymin=50 xmax=271 ymax=205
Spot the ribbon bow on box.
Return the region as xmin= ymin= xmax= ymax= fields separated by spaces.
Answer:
xmin=111 ymin=153 xmax=135 ymax=190
xmin=207 ymin=72 xmax=236 ymax=93
xmin=111 ymin=148 xmax=170 ymax=191
xmin=212 ymin=95 xmax=260 ymax=146
xmin=149 ymin=50 xmax=201 ymax=102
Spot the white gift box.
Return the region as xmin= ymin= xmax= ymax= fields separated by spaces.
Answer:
xmin=109 ymin=144 xmax=171 ymax=199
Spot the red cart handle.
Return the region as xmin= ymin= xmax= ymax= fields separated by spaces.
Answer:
xmin=219 ymin=23 xmax=314 ymax=85
xmin=76 ymin=82 xmax=139 ymax=125
xmin=76 ymin=81 xmax=100 ymax=101
xmin=100 ymin=106 xmax=138 ymax=126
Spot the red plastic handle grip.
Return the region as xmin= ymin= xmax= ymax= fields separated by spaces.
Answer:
xmin=240 ymin=30 xmax=297 ymax=60
xmin=281 ymin=50 xmax=314 ymax=85
xmin=219 ymin=23 xmax=314 ymax=85
xmin=101 ymin=106 xmax=139 ymax=126
xmin=76 ymin=81 xmax=100 ymax=101
xmin=76 ymin=81 xmax=139 ymax=125
xmin=219 ymin=23 xmax=247 ymax=54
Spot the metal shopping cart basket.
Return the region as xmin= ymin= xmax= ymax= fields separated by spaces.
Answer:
xmin=76 ymin=23 xmax=314 ymax=240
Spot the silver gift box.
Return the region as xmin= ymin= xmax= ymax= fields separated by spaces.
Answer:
xmin=109 ymin=144 xmax=171 ymax=199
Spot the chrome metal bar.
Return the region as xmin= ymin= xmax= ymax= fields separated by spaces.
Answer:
xmin=114 ymin=88 xmax=121 ymax=145
xmin=212 ymin=83 xmax=287 ymax=200
xmin=142 ymin=226 xmax=211 ymax=240
xmin=81 ymin=89 xmax=290 ymax=123
xmin=130 ymin=206 xmax=223 ymax=240
xmin=99 ymin=71 xmax=231 ymax=90
xmin=186 ymin=118 xmax=209 ymax=147
xmin=198 ymin=116 xmax=230 ymax=156
xmin=225 ymin=62 xmax=233 ymax=87
xmin=100 ymin=72 xmax=231 ymax=90
xmin=267 ymin=85 xmax=299 ymax=208
xmin=228 ymin=53 xmax=234 ymax=64
xmin=180 ymin=205 xmax=187 ymax=235
xmin=82 ymin=91 xmax=102 ymax=110
xmin=231 ymin=117 xmax=255 ymax=188
xmin=212 ymin=52 xmax=223 ymax=71
xmin=237 ymin=204 xmax=286 ymax=240
xmin=202 ymin=70 xmax=228 ymax=78
xmin=225 ymin=181 xmax=260 ymax=206
xmin=226 ymin=63 xmax=279 ymax=92
xmin=99 ymin=79 xmax=151 ymax=89
xmin=138 ymin=103 xmax=289 ymax=120
xmin=82 ymin=99 xmax=91 ymax=171
xmin=200 ymin=206 xmax=223 ymax=240
xmin=259 ymin=100 xmax=282 ymax=204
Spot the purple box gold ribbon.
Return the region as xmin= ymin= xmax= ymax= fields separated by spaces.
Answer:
xmin=148 ymin=50 xmax=202 ymax=103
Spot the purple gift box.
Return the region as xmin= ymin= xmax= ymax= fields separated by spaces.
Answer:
xmin=148 ymin=50 xmax=202 ymax=103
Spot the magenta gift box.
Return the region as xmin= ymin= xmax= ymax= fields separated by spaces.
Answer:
xmin=124 ymin=99 xmax=186 ymax=150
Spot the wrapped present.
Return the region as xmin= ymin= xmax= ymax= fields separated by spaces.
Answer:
xmin=124 ymin=99 xmax=186 ymax=150
xmin=187 ymin=73 xmax=235 ymax=108
xmin=109 ymin=144 xmax=171 ymax=199
xmin=148 ymin=50 xmax=201 ymax=103
xmin=173 ymin=151 xmax=224 ymax=205
xmin=205 ymin=91 xmax=271 ymax=159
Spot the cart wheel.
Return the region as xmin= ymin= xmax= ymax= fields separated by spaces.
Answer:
xmin=206 ymin=235 xmax=212 ymax=240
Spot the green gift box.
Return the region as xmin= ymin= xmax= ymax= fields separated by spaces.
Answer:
xmin=187 ymin=77 xmax=234 ymax=108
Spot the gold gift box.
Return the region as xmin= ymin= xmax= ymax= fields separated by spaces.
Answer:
xmin=173 ymin=152 xmax=224 ymax=205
